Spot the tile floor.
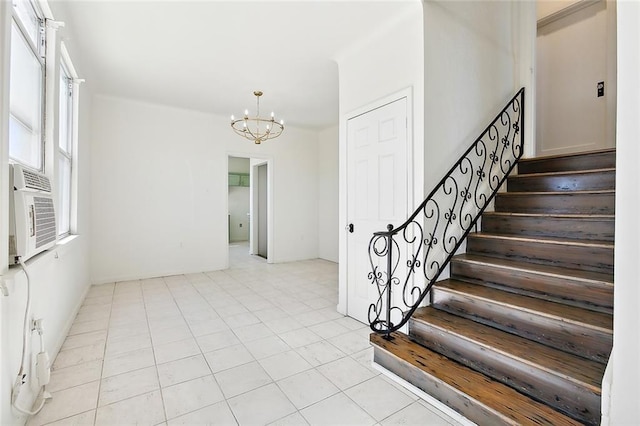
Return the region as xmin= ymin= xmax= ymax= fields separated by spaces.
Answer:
xmin=28 ymin=243 xmax=462 ymax=426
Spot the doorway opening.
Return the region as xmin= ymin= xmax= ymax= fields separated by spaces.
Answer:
xmin=228 ymin=156 xmax=251 ymax=246
xmin=227 ymin=155 xmax=272 ymax=266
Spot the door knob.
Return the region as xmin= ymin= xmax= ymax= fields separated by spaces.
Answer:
xmin=347 ymin=223 xmax=354 ymax=233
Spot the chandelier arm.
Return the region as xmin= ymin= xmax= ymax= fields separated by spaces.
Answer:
xmin=243 ymin=118 xmax=260 ymax=141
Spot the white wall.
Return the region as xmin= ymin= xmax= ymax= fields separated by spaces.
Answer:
xmin=537 ymin=0 xmax=583 ymax=19
xmin=423 ymin=1 xmax=520 ymax=188
xmin=318 ymin=125 xmax=338 ymax=262
xmin=0 ymin=3 xmax=93 ymax=423
xmin=536 ymin=0 xmax=615 ymax=156
xmin=606 ymin=1 xmax=640 ymax=423
xmin=336 ymin=2 xmax=424 ymax=314
xmin=90 ymin=95 xmax=319 ymax=283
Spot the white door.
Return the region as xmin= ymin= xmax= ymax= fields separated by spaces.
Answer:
xmin=347 ymin=97 xmax=408 ymax=324
xmin=536 ymin=1 xmax=611 ymax=156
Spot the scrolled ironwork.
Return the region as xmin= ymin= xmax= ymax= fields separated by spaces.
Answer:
xmin=368 ymin=88 xmax=525 ymax=338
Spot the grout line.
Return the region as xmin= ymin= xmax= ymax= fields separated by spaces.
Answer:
xmin=92 ymin=282 xmax=116 ymax=425
xmin=141 ymin=277 xmax=167 ymax=425
xmin=50 ymin=247 xmax=457 ymax=425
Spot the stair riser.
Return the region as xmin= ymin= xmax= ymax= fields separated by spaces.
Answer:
xmin=518 ymin=151 xmax=616 ymax=174
xmin=431 ymin=288 xmax=612 ymax=363
xmin=450 ymin=259 xmax=613 ymax=312
xmin=507 ymin=171 xmax=615 ymax=192
xmin=467 ymin=236 xmax=614 ymax=274
xmin=373 ymin=347 xmax=521 ymax=426
xmin=495 ymin=192 xmax=615 ymax=215
xmin=481 ymin=214 xmax=615 ymax=242
xmin=409 ymin=320 xmax=601 ymax=425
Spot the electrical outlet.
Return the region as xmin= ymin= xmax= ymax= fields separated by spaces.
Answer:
xmin=239 ymin=223 xmax=242 ymax=227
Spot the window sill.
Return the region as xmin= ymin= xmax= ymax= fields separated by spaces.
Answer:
xmin=57 ymin=234 xmax=79 ymax=246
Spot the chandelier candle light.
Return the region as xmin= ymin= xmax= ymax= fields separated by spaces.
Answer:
xmin=231 ymin=91 xmax=284 ymax=144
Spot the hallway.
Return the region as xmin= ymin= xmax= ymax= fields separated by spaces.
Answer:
xmin=27 ymin=247 xmax=460 ymax=425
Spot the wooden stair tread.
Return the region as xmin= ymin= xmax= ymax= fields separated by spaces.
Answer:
xmin=519 ymin=148 xmax=615 ymax=163
xmin=435 ymin=279 xmax=613 ymax=333
xmin=499 ymin=189 xmax=615 ymax=196
xmin=510 ymin=167 xmax=615 ymax=179
xmin=371 ymin=332 xmax=582 ymax=426
xmin=470 ymin=232 xmax=614 ymax=250
xmin=454 ymin=253 xmax=614 ymax=287
xmin=412 ymin=307 xmax=605 ymax=392
xmin=483 ymin=212 xmax=615 ymax=220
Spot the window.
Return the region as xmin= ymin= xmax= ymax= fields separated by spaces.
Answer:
xmin=58 ymin=62 xmax=73 ymax=237
xmin=9 ymin=0 xmax=45 ymax=171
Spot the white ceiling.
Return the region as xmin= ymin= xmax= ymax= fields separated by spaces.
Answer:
xmin=49 ymin=1 xmax=420 ymax=130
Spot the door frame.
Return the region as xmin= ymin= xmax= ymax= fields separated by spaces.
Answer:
xmin=226 ymin=153 xmax=275 ymax=266
xmin=253 ymin=161 xmax=269 ymax=259
xmin=338 ymin=87 xmax=414 ymax=318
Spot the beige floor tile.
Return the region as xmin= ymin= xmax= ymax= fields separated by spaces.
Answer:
xmin=196 ymin=329 xmax=240 ymax=353
xmin=42 ymin=409 xmax=95 ymax=426
xmin=98 ymin=366 xmax=159 ymax=406
xmin=162 ymin=375 xmax=225 ymax=420
xmin=215 ymin=361 xmax=273 ymax=398
xmin=47 ymin=244 xmax=462 ymax=426
xmin=105 ymin=333 xmax=152 ymax=358
xmin=244 ymin=335 xmax=291 ymax=360
xmin=153 ymin=337 xmax=201 ymax=364
xmin=259 ymin=350 xmax=313 ymax=381
xmin=157 ymin=354 xmax=211 ymax=388
xmin=232 ymin=322 xmax=274 ymax=342
xmin=278 ymin=328 xmax=322 ymax=348
xmin=295 ymin=340 xmax=346 ymax=367
xmin=267 ymin=411 xmax=310 ymax=426
xmin=95 ymin=390 xmax=165 ymax=426
xmin=277 ymin=369 xmax=339 ymax=409
xmin=102 ymin=347 xmax=155 ymax=378
xmin=27 ymin=381 xmax=99 ymax=426
xmin=204 ymin=344 xmax=254 ymax=373
xmin=167 ymin=401 xmax=237 ymax=425
xmin=300 ymin=392 xmax=376 ymax=426
xmin=345 ymin=376 xmax=415 ymax=421
xmin=317 ymin=356 xmax=377 ymax=390
xmin=53 ymin=342 xmax=105 ymax=370
xmin=48 ymin=359 xmax=103 ymax=393
xmin=328 ymin=330 xmax=372 ymax=355
xmin=60 ymin=330 xmax=107 ymax=352
xmin=150 ymin=322 xmax=193 ymax=346
xmin=381 ymin=400 xmax=455 ymax=425
xmin=228 ymin=383 xmax=296 ymax=426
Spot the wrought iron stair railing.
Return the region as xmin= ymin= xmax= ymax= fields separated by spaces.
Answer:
xmin=368 ymin=88 xmax=525 ymax=338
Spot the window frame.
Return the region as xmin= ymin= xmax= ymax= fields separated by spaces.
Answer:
xmin=57 ymin=60 xmax=73 ymax=238
xmin=57 ymin=42 xmax=80 ymax=239
xmin=9 ymin=0 xmax=46 ymax=172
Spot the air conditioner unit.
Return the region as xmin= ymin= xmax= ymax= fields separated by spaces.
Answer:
xmin=8 ymin=164 xmax=57 ymax=265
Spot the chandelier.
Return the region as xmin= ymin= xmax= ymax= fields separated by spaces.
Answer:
xmin=230 ymin=91 xmax=284 ymax=144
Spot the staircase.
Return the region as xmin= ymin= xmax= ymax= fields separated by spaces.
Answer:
xmin=370 ymin=149 xmax=615 ymax=425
